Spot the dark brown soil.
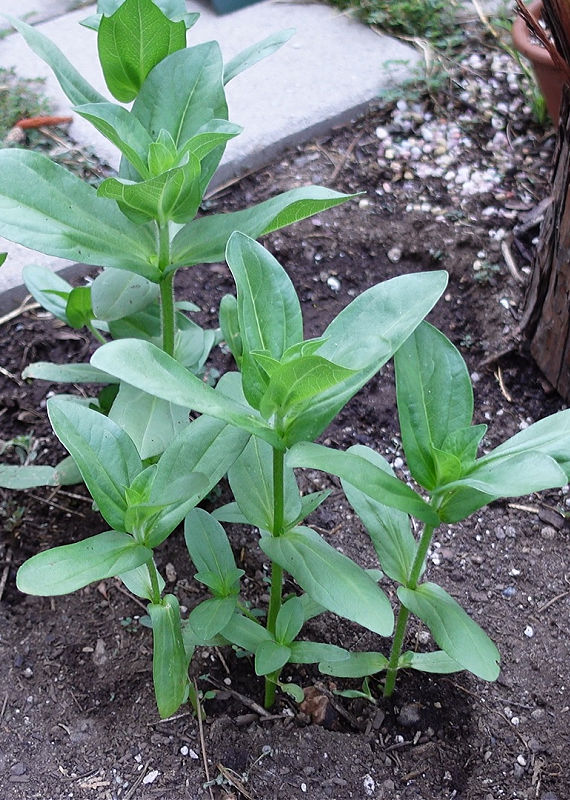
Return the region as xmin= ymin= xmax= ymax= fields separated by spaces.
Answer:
xmin=0 ymin=48 xmax=569 ymax=800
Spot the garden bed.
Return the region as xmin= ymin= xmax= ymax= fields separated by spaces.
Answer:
xmin=0 ymin=43 xmax=568 ymax=800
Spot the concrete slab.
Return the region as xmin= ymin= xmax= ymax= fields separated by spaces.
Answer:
xmin=0 ymin=0 xmax=79 ymax=35
xmin=0 ymin=0 xmax=420 ymax=310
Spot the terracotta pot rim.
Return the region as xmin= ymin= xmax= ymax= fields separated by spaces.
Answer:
xmin=512 ymin=0 xmax=556 ymax=67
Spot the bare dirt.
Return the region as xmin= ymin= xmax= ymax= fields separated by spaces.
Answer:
xmin=0 ymin=34 xmax=568 ymax=800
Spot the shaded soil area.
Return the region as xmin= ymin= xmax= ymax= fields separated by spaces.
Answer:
xmin=0 ymin=40 xmax=569 ymax=800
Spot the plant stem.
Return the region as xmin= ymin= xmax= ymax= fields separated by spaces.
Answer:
xmin=88 ymin=323 xmax=107 ymax=345
xmin=159 ymin=271 xmax=176 ymax=356
xmin=383 ymin=521 xmax=436 ymax=698
xmin=264 ymin=447 xmax=286 ymax=708
xmin=157 ymin=222 xmax=176 ymax=356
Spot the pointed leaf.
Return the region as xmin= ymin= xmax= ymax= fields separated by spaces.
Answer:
xmin=7 ymin=15 xmax=105 ymax=105
xmin=287 ymin=442 xmax=439 ymax=525
xmin=260 ymin=526 xmax=394 ymax=636
xmin=223 ymin=29 xmax=295 ymax=84
xmin=288 ymin=641 xmax=349 ymax=664
xmin=22 ymin=264 xmax=72 ymax=321
xmin=148 ymin=594 xmax=188 ymax=718
xmin=319 ymin=651 xmax=388 ymax=678
xmin=441 ymin=452 xmax=567 ymax=497
xmin=0 ymin=465 xmax=57 ymax=490
xmin=212 ymin=502 xmax=249 ymax=524
xmin=0 ymin=150 xmax=158 ymax=277
xmin=220 ymin=613 xmax=271 ymax=652
xmin=341 ymin=445 xmax=417 ymax=584
xmin=255 ymin=640 xmax=291 ymax=676
xmin=399 ymin=650 xmax=463 ymax=674
xmin=91 ymin=268 xmax=159 ymax=321
xmin=187 ymin=596 xmax=237 ymax=641
xmin=108 ymin=383 xmax=189 ymax=459
xmin=184 ymin=508 xmax=239 ymax=590
xmin=283 ymin=272 xmax=449 ymax=444
xmin=98 ymin=0 xmax=186 ymax=102
xmin=275 ymin=596 xmax=305 ymax=645
xmin=74 ymin=102 xmax=152 ymax=178
xmin=47 ymin=397 xmax=142 ymax=531
xmin=394 ymin=322 xmax=475 ymax=490
xmin=91 ymin=341 xmax=282 ymax=448
xmin=22 ymin=362 xmax=117 ymax=384
xmin=398 ymin=582 xmax=500 ymax=680
xmin=171 ymin=187 xmax=354 ymax=267
xmin=65 ymin=287 xmax=94 ymax=329
xmin=17 ymin=531 xmax=151 ymax=596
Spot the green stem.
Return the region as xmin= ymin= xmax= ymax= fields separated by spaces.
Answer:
xmin=159 ymin=270 xmax=176 ymax=357
xmin=88 ymin=323 xmax=107 ymax=345
xmin=157 ymin=222 xmax=175 ymax=356
xmin=264 ymin=447 xmax=286 ymax=708
xmin=383 ymin=521 xmax=437 ymax=698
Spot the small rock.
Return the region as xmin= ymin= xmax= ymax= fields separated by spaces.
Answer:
xmin=524 ymin=625 xmax=534 ymax=638
xmin=180 ymin=745 xmax=189 ymax=756
xmin=165 ymin=562 xmax=177 ymax=582
xmin=398 ymin=703 xmax=422 ymax=727
xmin=513 ymin=763 xmax=525 ymax=779
xmin=22 ymin=667 xmax=33 ymax=679
xmin=93 ymin=638 xmax=108 ymax=667
xmin=327 ymin=276 xmax=341 ymax=292
xmin=142 ymin=770 xmax=159 ymax=785
xmin=531 ymin=708 xmax=545 ymax=722
xmin=363 ymin=774 xmax=375 ymax=796
xmin=10 ymin=763 xmax=26 ymax=776
xmin=502 ymin=586 xmax=516 ymax=599
xmin=387 ymin=246 xmax=402 ymax=263
xmin=517 ymin=754 xmax=527 ymax=766
xmin=540 ymin=526 xmax=556 ymax=540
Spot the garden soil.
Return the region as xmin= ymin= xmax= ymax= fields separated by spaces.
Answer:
xmin=0 ymin=36 xmax=568 ymax=800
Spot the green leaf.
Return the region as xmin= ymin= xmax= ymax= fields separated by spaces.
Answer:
xmin=6 ymin=15 xmax=105 ymax=105
xmin=219 ymin=294 xmax=242 ymax=364
xmin=255 ymin=640 xmax=291 ymax=676
xmin=74 ymin=102 xmax=152 ymax=178
xmin=0 ymin=253 xmax=6 ymax=267
xmin=440 ymin=451 xmax=568 ymax=497
xmin=212 ymin=502 xmax=249 ymax=524
xmin=123 ymin=43 xmax=227 ymax=187
xmin=319 ymin=651 xmax=388 ymax=678
xmin=0 ymin=465 xmax=58 ymax=490
xmin=91 ymin=268 xmax=159 ymax=321
xmin=171 ymin=187 xmax=354 ymax=268
xmin=97 ymin=0 xmax=186 ymax=102
xmin=187 ymin=596 xmax=238 ymax=641
xmin=65 ymin=287 xmax=94 ymax=329
xmin=260 ymin=356 xmax=356 ymax=421
xmin=47 ymin=397 xmax=142 ymax=531
xmin=108 ymin=383 xmax=189 ymax=459
xmin=228 ymin=436 xmax=301 ymax=532
xmin=394 ymin=322 xmax=475 ymax=490
xmin=341 ymin=445 xmax=417 ymax=584
xmin=120 ymin=561 xmax=165 ymax=601
xmin=223 ymin=29 xmax=295 ymax=84
xmin=479 ymin=408 xmax=570 ymax=478
xmin=17 ymin=531 xmax=151 ymax=595
xmin=184 ymin=509 xmax=240 ymax=592
xmin=283 ymin=272 xmax=449 ymax=445
xmin=287 ymin=442 xmax=439 ymax=525
xmin=226 ymin=231 xmax=303 ymax=356
xmin=220 ymin=613 xmax=271 ymax=652
xmin=98 ymin=156 xmax=201 ymax=224
xmin=260 ymin=526 xmax=394 ymax=636
xmin=279 ymin=682 xmax=304 ymax=703
xmin=146 ymin=408 xmax=250 ymax=546
xmin=53 ymin=456 xmax=83 ymax=485
xmin=148 ymin=594 xmax=188 ymax=718
xmin=22 ymin=264 xmax=72 ymax=321
xmin=275 ymin=596 xmax=305 ymax=645
xmin=399 ymin=650 xmax=463 ymax=674
xmin=22 ymin=362 xmax=117 ymax=384
xmin=398 ymin=583 xmax=500 ymax=681
xmin=181 ymin=121 xmax=242 ymax=161
xmin=91 ymin=341 xmax=282 ymax=448
xmin=0 ymin=150 xmax=158 ymax=278
xmin=293 ymin=490 xmax=331 ymax=526
xmin=288 ymin=641 xmax=349 ymax=664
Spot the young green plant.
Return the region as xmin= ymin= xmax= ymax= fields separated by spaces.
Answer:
xmin=0 ymin=0 xmax=351 ymax=488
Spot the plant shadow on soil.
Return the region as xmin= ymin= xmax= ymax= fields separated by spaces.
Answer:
xmin=0 ymin=93 xmax=569 ymax=799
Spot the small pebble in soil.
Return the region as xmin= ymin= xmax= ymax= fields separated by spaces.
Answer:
xmin=22 ymin=667 xmax=33 ymax=679
xmin=180 ymin=746 xmax=188 ymax=756
xmin=524 ymin=625 xmax=534 ymax=638
xmin=387 ymin=246 xmax=402 ymax=263
xmin=363 ymin=774 xmax=375 ymax=796
xmin=502 ymin=586 xmax=517 ymax=598
xmin=10 ymin=763 xmax=26 ymax=776
xmin=531 ymin=708 xmax=546 ymax=722
xmin=142 ymin=770 xmax=159 ymax=785
xmin=326 ymin=276 xmax=341 ymax=292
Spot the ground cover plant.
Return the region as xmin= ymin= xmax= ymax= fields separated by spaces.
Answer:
xmin=0 ymin=2 xmax=569 ymax=799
